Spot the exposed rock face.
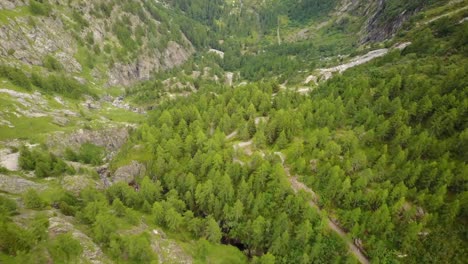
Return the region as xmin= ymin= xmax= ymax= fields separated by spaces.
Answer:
xmin=48 ymin=214 xmax=110 ymax=264
xmin=0 ymin=16 xmax=78 ymax=67
xmin=362 ymin=0 xmax=418 ymax=43
xmin=49 ymin=127 xmax=130 ymax=153
xmin=0 ymin=149 xmax=19 ymax=171
xmin=0 ymin=0 xmax=25 ymax=10
xmin=62 ymin=175 xmax=103 ymax=195
xmin=108 ymin=41 xmax=194 ymax=86
xmin=0 ymin=174 xmax=45 ymax=194
xmin=121 ymin=223 xmax=193 ymax=264
xmin=208 ymin=48 xmax=225 ymax=59
xmin=0 ymin=1 xmax=194 ymax=87
xmin=112 ymin=161 xmax=145 ymax=184
xmin=332 ymin=0 xmax=427 ymax=43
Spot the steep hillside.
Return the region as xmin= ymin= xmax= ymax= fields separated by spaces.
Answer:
xmin=0 ymin=0 xmax=467 ymax=263
xmin=0 ymin=0 xmax=194 ymax=87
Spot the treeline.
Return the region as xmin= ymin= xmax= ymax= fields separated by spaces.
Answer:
xmin=118 ymin=14 xmax=467 ymax=263
xmin=113 ymin=81 xmax=353 ymax=263
xmin=281 ymin=16 xmax=467 ymax=262
xmin=19 ymin=146 xmax=75 ymax=178
xmin=0 ymin=65 xmax=94 ymax=99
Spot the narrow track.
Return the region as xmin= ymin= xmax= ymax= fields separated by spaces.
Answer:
xmin=232 ymin=135 xmax=370 ymax=263
xmin=277 ymin=153 xmax=370 ymax=264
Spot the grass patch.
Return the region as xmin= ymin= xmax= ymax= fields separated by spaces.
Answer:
xmin=99 ymin=106 xmax=146 ymax=123
xmin=0 ymin=116 xmax=62 ymax=141
xmin=0 ymin=6 xmax=30 ymax=25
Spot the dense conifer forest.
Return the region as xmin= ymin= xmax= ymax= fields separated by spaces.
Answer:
xmin=0 ymin=0 xmax=467 ymax=263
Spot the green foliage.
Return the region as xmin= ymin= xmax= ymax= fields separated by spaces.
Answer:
xmin=113 ymin=16 xmax=138 ymax=53
xmin=47 ymin=233 xmax=83 ymax=263
xmin=31 ymin=72 xmax=94 ymax=99
xmin=117 ymin=83 xmax=351 ymax=263
xmin=29 ymin=0 xmax=51 ymax=16
xmin=20 ymin=146 xmax=74 ymax=178
xmin=2 ymin=2 xmax=466 ymax=263
xmin=23 ymin=189 xmax=45 ymax=209
xmin=0 ymin=65 xmax=32 ymax=90
xmin=112 ymin=198 xmax=126 ymax=217
xmin=109 ymin=233 xmax=158 ymax=263
xmin=93 ymin=213 xmax=117 ymax=245
xmin=71 ymin=10 xmax=89 ymax=30
xmin=0 ymin=196 xmax=17 ymax=216
xmin=118 ymin=18 xmax=467 ymax=262
xmin=0 ymin=64 xmax=93 ymax=99
xmin=29 ymin=213 xmax=49 ymax=242
xmin=204 ymin=216 xmax=222 ymax=243
xmin=0 ymin=220 xmax=34 ymax=255
xmin=43 ymin=55 xmax=64 ymax=72
xmin=65 ymin=143 xmax=105 ymax=166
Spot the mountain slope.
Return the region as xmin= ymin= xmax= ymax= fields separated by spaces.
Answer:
xmin=0 ymin=0 xmax=467 ymax=263
xmin=0 ymin=0 xmax=194 ymax=87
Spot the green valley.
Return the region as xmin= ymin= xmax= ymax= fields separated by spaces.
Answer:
xmin=0 ymin=0 xmax=467 ymax=263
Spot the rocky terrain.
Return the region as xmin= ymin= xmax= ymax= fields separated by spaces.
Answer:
xmin=0 ymin=0 xmax=465 ymax=263
xmin=304 ymin=42 xmax=411 ymax=84
xmin=0 ymin=0 xmax=194 ymax=86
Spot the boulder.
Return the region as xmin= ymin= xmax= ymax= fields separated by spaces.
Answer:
xmin=0 ymin=174 xmax=45 ymax=194
xmin=112 ymin=161 xmax=145 ymax=184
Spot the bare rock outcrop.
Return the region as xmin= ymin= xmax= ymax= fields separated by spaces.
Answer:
xmin=362 ymin=0 xmax=424 ymax=43
xmin=48 ymin=127 xmax=130 ymax=153
xmin=0 ymin=174 xmax=45 ymax=194
xmin=108 ymin=41 xmax=194 ymax=86
xmin=112 ymin=161 xmax=145 ymax=184
xmin=0 ymin=0 xmax=25 ymax=10
xmin=48 ymin=214 xmax=110 ymax=264
xmin=0 ymin=149 xmax=19 ymax=171
xmin=62 ymin=175 xmax=103 ymax=195
xmin=0 ymin=1 xmax=194 ymax=87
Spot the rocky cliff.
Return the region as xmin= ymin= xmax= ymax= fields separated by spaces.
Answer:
xmin=335 ymin=0 xmax=429 ymax=43
xmin=361 ymin=0 xmax=423 ymax=42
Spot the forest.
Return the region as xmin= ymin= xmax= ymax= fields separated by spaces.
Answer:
xmin=0 ymin=0 xmax=467 ymax=263
xmin=117 ymin=10 xmax=468 ymax=263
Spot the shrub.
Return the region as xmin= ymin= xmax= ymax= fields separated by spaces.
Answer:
xmin=65 ymin=143 xmax=105 ymax=166
xmin=0 ymin=196 xmax=17 ymax=215
xmin=48 ymin=233 xmax=83 ymax=262
xmin=0 ymin=65 xmax=32 ymax=90
xmin=20 ymin=147 xmax=75 ymax=177
xmin=0 ymin=220 xmax=33 ymax=254
xmin=23 ymin=189 xmax=45 ymax=209
xmin=19 ymin=146 xmax=36 ymax=170
xmin=29 ymin=0 xmax=51 ymax=16
xmin=43 ymin=55 xmax=63 ymax=72
xmin=71 ymin=10 xmax=89 ymax=30
xmin=31 ymin=72 xmax=95 ymax=99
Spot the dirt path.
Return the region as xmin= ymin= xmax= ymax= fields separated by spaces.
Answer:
xmin=234 ymin=140 xmax=253 ymax=150
xmin=274 ymin=152 xmax=370 ymax=264
xmin=289 ymin=176 xmax=370 ymax=264
xmin=226 ymin=131 xmax=238 ymax=140
xmin=304 ymin=42 xmax=410 ymax=85
xmin=425 ymin=2 xmax=468 ymax=24
xmin=228 ymin=132 xmax=370 ymax=263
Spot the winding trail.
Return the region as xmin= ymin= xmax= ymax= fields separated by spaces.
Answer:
xmin=226 ymin=131 xmax=238 ymax=140
xmin=304 ymin=42 xmax=410 ymax=85
xmin=230 ymin=131 xmax=369 ymax=263
xmin=275 ymin=152 xmax=370 ymax=264
xmin=424 ymin=2 xmax=468 ymax=24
